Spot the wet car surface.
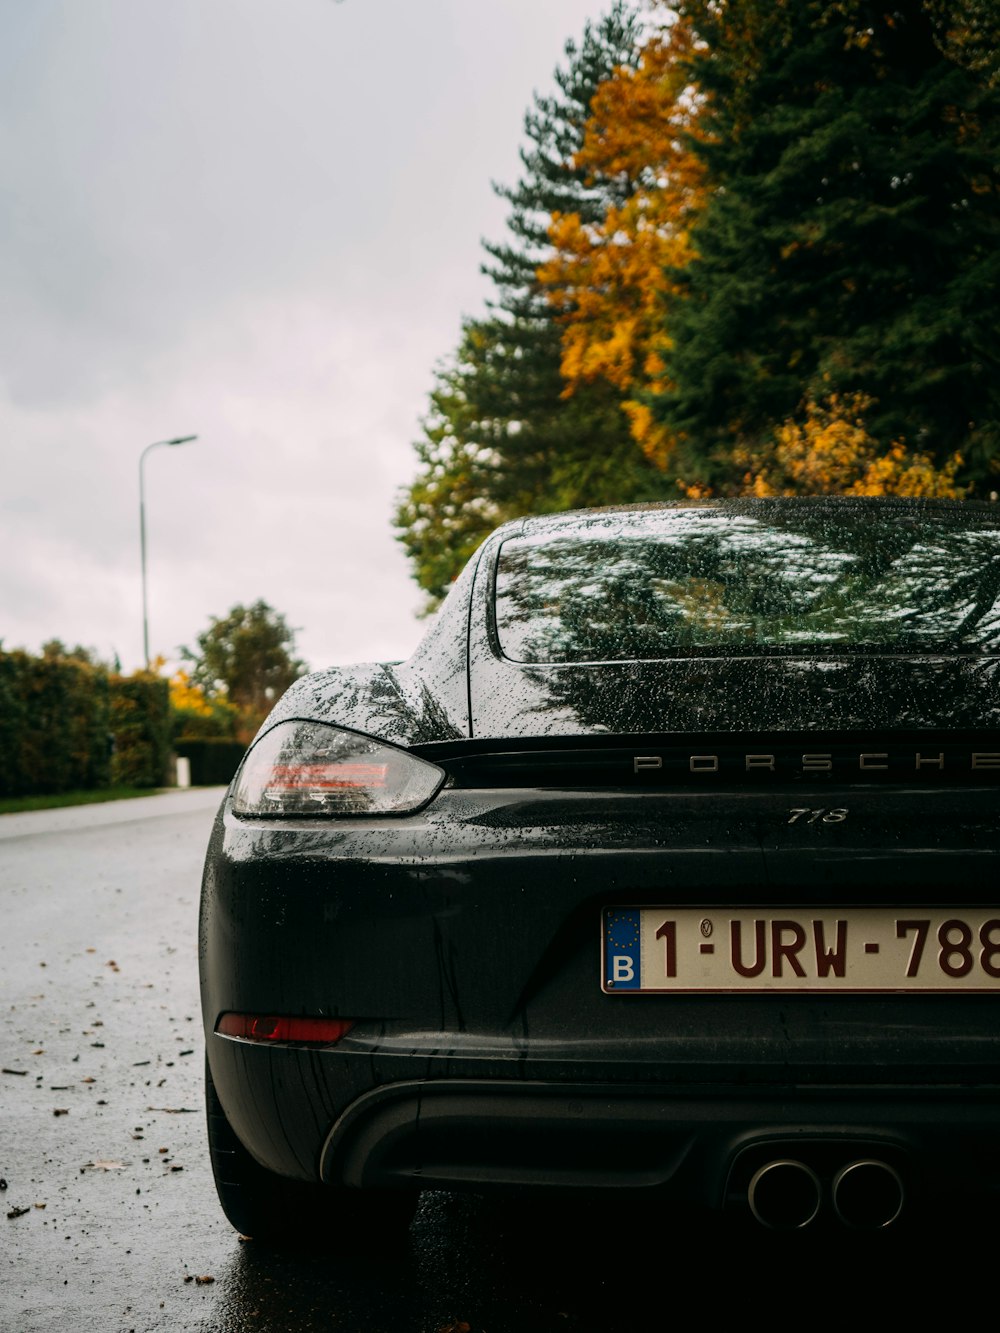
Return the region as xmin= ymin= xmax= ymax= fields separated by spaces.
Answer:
xmin=200 ymin=498 xmax=1000 ymax=1239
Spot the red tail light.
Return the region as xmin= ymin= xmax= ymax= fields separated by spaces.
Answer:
xmin=216 ymin=1013 xmax=355 ymax=1046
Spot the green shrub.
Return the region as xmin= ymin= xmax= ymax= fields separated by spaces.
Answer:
xmin=0 ymin=649 xmax=111 ymax=796
xmin=170 ymin=701 xmax=238 ymax=741
xmin=109 ymin=673 xmax=171 ymax=788
xmin=0 ymin=652 xmax=29 ymax=798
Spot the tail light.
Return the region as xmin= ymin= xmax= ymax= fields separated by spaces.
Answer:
xmin=216 ymin=1013 xmax=355 ymax=1045
xmin=231 ymin=720 xmax=445 ymax=817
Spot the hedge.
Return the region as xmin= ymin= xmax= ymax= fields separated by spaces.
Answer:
xmin=0 ymin=650 xmax=170 ymax=797
xmin=109 ymin=674 xmax=171 ymax=788
xmin=0 ymin=651 xmax=111 ymax=797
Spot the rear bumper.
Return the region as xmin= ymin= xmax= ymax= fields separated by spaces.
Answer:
xmin=206 ymin=1031 xmax=1000 ymax=1209
xmin=322 ymin=1077 xmax=1000 ymax=1201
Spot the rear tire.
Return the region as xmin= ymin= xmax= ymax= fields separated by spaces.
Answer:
xmin=205 ymin=1058 xmax=416 ymax=1247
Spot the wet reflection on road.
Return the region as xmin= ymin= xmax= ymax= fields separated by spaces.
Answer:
xmin=199 ymin=1188 xmax=961 ymax=1333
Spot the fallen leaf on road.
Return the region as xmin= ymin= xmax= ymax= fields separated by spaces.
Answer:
xmin=195 ymin=1275 xmax=214 ymax=1285
xmin=6 ymin=1206 xmax=30 ymax=1220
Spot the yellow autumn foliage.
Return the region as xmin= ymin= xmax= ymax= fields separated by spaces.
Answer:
xmin=169 ymin=667 xmax=214 ymax=717
xmin=737 ymin=394 xmax=968 ymax=499
xmin=537 ymin=17 xmax=707 ymax=469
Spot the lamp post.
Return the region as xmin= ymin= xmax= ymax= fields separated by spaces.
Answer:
xmin=140 ymin=434 xmax=197 ymax=668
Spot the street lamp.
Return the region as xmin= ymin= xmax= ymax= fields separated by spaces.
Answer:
xmin=139 ymin=434 xmax=197 ymax=668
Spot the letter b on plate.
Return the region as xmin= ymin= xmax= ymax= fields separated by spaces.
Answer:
xmin=613 ymin=956 xmax=635 ymax=982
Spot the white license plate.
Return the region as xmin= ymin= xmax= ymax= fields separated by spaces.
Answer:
xmin=601 ymin=907 xmax=1000 ymax=993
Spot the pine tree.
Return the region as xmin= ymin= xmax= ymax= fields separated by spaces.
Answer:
xmin=396 ymin=4 xmax=672 ymax=604
xmin=653 ymin=0 xmax=1000 ymax=493
xmin=537 ymin=15 xmax=707 ymax=470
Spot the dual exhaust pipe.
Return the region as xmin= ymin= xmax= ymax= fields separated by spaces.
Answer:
xmin=747 ymin=1157 xmax=904 ymax=1230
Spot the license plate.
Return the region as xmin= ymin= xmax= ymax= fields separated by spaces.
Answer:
xmin=601 ymin=907 xmax=1000 ymax=993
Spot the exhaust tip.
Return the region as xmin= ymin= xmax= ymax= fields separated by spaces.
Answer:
xmin=747 ymin=1159 xmax=822 ymax=1230
xmin=832 ymin=1159 xmax=904 ymax=1229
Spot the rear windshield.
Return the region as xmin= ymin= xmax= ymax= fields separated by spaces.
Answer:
xmin=494 ymin=505 xmax=1000 ymax=663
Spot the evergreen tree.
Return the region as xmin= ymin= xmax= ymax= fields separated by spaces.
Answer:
xmin=537 ymin=15 xmax=707 ymax=470
xmin=654 ymin=0 xmax=1000 ymax=493
xmin=396 ymin=4 xmax=673 ymax=604
xmin=480 ymin=0 xmax=642 ymax=322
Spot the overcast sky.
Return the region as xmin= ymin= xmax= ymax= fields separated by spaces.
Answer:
xmin=1 ymin=0 xmax=613 ymax=674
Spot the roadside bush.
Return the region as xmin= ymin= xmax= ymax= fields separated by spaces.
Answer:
xmin=0 ymin=649 xmax=111 ymax=796
xmin=109 ymin=673 xmax=171 ymax=788
xmin=168 ymin=667 xmax=238 ymax=742
xmin=0 ymin=652 xmax=29 ymax=797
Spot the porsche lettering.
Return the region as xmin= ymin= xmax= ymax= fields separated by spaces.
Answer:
xmin=632 ymin=751 xmax=1000 ymax=775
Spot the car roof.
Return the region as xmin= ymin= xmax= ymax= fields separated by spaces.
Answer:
xmin=488 ymin=497 xmax=996 ymax=549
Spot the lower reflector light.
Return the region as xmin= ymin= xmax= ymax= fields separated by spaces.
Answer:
xmin=216 ymin=1013 xmax=355 ymax=1045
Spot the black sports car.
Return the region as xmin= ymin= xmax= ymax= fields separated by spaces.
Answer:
xmin=200 ymin=498 xmax=1000 ymax=1239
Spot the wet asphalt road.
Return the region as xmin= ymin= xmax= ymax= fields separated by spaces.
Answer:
xmin=0 ymin=790 xmax=974 ymax=1332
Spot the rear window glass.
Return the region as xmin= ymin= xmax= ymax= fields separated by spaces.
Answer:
xmin=494 ymin=506 xmax=1000 ymax=663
